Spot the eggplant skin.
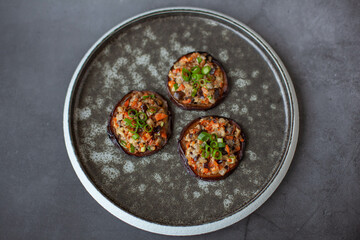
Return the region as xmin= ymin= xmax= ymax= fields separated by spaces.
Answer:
xmin=107 ymin=90 xmax=172 ymax=157
xmin=167 ymin=52 xmax=229 ymax=111
xmin=178 ymin=116 xmax=245 ymax=181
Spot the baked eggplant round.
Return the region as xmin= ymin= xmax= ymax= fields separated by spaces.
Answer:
xmin=167 ymin=52 xmax=228 ymax=110
xmin=178 ymin=116 xmax=245 ymax=181
xmin=107 ymin=90 xmax=171 ymax=157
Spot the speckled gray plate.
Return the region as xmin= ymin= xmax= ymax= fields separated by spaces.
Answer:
xmin=63 ymin=7 xmax=299 ymax=236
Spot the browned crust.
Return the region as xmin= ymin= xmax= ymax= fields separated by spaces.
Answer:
xmin=167 ymin=52 xmax=229 ymax=111
xmin=107 ymin=90 xmax=172 ymax=157
xmin=178 ymin=116 xmax=245 ymax=181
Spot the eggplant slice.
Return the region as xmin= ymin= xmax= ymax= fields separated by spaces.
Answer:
xmin=167 ymin=52 xmax=228 ymax=110
xmin=107 ymin=90 xmax=172 ymax=157
xmin=178 ymin=116 xmax=245 ymax=181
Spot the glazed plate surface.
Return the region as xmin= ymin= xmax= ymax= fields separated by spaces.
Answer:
xmin=63 ymin=8 xmax=298 ymax=235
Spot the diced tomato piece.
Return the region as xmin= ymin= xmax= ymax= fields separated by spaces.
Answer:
xmin=155 ymin=113 xmax=168 ymax=121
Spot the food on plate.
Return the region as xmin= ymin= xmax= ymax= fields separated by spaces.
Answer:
xmin=178 ymin=116 xmax=245 ymax=180
xmin=167 ymin=52 xmax=228 ymax=110
xmin=107 ymin=90 xmax=171 ymax=156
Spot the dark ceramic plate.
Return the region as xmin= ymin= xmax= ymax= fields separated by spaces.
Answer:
xmin=63 ymin=7 xmax=299 ymax=236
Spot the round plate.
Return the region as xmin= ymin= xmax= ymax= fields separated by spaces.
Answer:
xmin=63 ymin=7 xmax=299 ymax=236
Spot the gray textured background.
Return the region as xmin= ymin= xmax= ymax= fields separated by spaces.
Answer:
xmin=0 ymin=0 xmax=359 ymax=239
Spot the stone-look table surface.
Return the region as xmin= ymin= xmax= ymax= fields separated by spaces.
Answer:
xmin=0 ymin=1 xmax=359 ymax=239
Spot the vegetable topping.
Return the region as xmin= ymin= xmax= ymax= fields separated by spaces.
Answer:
xmin=108 ymin=91 xmax=171 ymax=156
xmin=168 ymin=52 xmax=228 ymax=109
xmin=179 ymin=116 xmax=245 ymax=179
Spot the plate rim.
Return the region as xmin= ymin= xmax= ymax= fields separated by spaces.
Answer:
xmin=63 ymin=7 xmax=299 ymax=236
